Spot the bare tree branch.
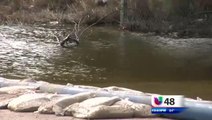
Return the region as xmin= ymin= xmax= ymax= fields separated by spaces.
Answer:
xmin=55 ymin=8 xmax=119 ymax=48
xmin=79 ymin=9 xmax=119 ymax=37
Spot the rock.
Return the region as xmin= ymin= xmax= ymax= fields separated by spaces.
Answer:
xmin=64 ymin=104 xmax=134 ymax=118
xmin=49 ymin=21 xmax=59 ymax=25
xmin=8 ymin=93 xmax=50 ymax=112
xmin=53 ymin=92 xmax=96 ymax=116
xmin=0 ymin=86 xmax=38 ymax=94
xmin=95 ymin=0 xmax=108 ymax=6
xmin=79 ymin=96 xmax=121 ymax=107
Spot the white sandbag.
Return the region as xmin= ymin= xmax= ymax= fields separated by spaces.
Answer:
xmin=79 ymin=96 xmax=121 ymax=107
xmin=0 ymin=98 xmax=14 ymax=109
xmin=53 ymin=92 xmax=96 ymax=116
xmin=36 ymin=80 xmax=49 ymax=85
xmin=115 ymin=99 xmax=154 ymax=117
xmin=64 ymin=103 xmax=134 ymax=118
xmin=8 ymin=93 xmax=50 ymax=112
xmin=0 ymin=94 xmax=19 ymax=109
xmin=66 ymin=83 xmax=74 ymax=86
xmin=21 ymin=79 xmax=37 ymax=83
xmin=37 ymin=94 xmax=71 ymax=114
xmin=46 ymin=94 xmax=71 ymax=100
xmin=67 ymin=83 xmax=100 ymax=90
xmin=37 ymin=100 xmax=57 ymax=114
xmin=64 ymin=96 xmax=121 ymax=116
xmin=0 ymin=86 xmax=38 ymax=94
xmin=102 ymin=86 xmax=144 ymax=96
xmin=74 ymin=85 xmax=100 ymax=90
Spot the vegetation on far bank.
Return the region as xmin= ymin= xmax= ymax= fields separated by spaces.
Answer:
xmin=0 ymin=0 xmax=119 ymax=25
xmin=0 ymin=0 xmax=212 ymax=38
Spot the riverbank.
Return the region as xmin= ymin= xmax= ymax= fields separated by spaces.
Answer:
xmin=0 ymin=110 xmax=173 ymax=120
xmin=0 ymin=109 xmax=78 ymax=120
xmin=0 ymin=0 xmax=119 ymax=25
xmin=0 ymin=0 xmax=211 ymax=38
xmin=0 ymin=77 xmax=175 ymax=120
xmin=1 ymin=77 xmax=212 ymax=120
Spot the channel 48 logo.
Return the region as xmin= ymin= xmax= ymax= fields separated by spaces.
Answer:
xmin=151 ymin=95 xmax=186 ymax=114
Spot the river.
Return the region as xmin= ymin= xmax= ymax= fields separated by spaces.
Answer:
xmin=0 ymin=24 xmax=212 ymax=100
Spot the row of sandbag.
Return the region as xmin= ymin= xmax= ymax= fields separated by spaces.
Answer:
xmin=0 ymin=85 xmax=155 ymax=119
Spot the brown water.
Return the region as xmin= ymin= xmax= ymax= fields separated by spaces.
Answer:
xmin=0 ymin=24 xmax=212 ymax=100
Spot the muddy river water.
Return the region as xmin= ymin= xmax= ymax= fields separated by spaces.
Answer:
xmin=0 ymin=24 xmax=212 ymax=100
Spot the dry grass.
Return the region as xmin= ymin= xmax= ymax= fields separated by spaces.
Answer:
xmin=0 ymin=0 xmax=120 ymax=25
xmin=63 ymin=0 xmax=120 ymax=24
xmin=0 ymin=0 xmax=211 ymax=37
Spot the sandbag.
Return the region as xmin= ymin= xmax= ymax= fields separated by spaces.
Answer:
xmin=67 ymin=83 xmax=100 ymax=90
xmin=64 ymin=103 xmax=134 ymax=118
xmin=0 ymin=86 xmax=38 ymax=94
xmin=102 ymin=86 xmax=144 ymax=96
xmin=115 ymin=99 xmax=154 ymax=117
xmin=37 ymin=100 xmax=57 ymax=114
xmin=8 ymin=93 xmax=50 ymax=112
xmin=0 ymin=94 xmax=19 ymax=109
xmin=65 ymin=98 xmax=153 ymax=119
xmin=46 ymin=94 xmax=71 ymax=100
xmin=74 ymin=85 xmax=100 ymax=90
xmin=64 ymin=96 xmax=121 ymax=116
xmin=37 ymin=94 xmax=71 ymax=114
xmin=21 ymin=79 xmax=37 ymax=83
xmin=53 ymin=92 xmax=96 ymax=116
xmin=79 ymin=96 xmax=121 ymax=107
xmin=0 ymin=98 xmax=14 ymax=109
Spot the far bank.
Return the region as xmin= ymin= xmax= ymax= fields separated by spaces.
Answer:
xmin=0 ymin=0 xmax=211 ymax=38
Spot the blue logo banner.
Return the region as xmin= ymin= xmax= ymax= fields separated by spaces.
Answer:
xmin=151 ymin=107 xmax=187 ymax=114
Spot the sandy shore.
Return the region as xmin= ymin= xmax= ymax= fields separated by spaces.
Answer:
xmin=0 ymin=110 xmax=174 ymax=120
xmin=0 ymin=110 xmax=83 ymax=120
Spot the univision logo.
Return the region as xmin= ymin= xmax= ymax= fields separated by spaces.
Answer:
xmin=154 ymin=96 xmax=163 ymax=105
xmin=152 ymin=95 xmax=185 ymax=114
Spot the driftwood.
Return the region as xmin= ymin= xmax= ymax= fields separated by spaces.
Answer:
xmin=54 ymin=8 xmax=118 ymax=48
xmin=53 ymin=19 xmax=81 ymax=48
xmin=59 ymin=21 xmax=80 ymax=48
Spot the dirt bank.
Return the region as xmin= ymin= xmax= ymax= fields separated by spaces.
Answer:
xmin=0 ymin=110 xmax=173 ymax=120
xmin=0 ymin=0 xmax=119 ymax=25
xmin=0 ymin=110 xmax=82 ymax=120
xmin=0 ymin=0 xmax=211 ymax=39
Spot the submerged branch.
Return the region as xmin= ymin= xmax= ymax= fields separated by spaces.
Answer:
xmin=55 ymin=9 xmax=118 ymax=48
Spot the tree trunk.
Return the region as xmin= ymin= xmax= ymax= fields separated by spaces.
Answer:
xmin=120 ymin=0 xmax=128 ymax=28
